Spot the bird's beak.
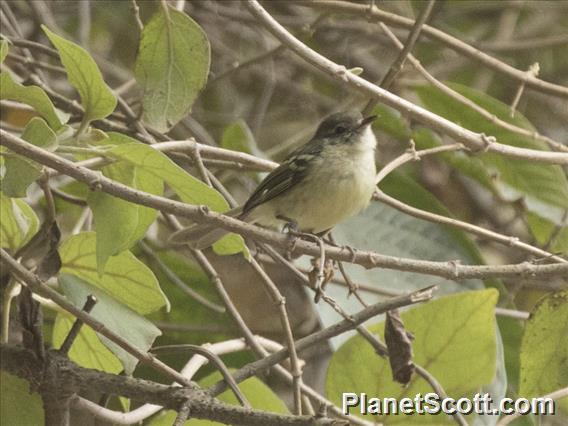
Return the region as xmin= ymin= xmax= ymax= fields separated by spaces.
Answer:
xmin=359 ymin=115 xmax=377 ymax=129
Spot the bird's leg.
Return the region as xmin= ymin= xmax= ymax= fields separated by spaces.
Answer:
xmin=277 ymin=215 xmax=302 ymax=257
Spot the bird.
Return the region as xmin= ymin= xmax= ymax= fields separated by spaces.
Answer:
xmin=170 ymin=110 xmax=378 ymax=249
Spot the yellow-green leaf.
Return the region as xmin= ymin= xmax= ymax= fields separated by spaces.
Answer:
xmin=43 ymin=26 xmax=116 ymax=126
xmin=52 ymin=312 xmax=123 ymax=374
xmin=0 ymin=372 xmax=44 ymax=425
xmin=0 ymin=193 xmax=39 ymax=251
xmin=59 ymin=232 xmax=168 ymax=314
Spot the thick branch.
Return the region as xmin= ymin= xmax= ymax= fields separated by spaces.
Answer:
xmin=0 ymin=345 xmax=339 ymax=426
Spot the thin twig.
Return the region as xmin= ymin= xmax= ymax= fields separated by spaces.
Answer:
xmin=59 ymin=295 xmax=98 ymax=355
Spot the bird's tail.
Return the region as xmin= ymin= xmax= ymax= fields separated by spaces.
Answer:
xmin=168 ymin=206 xmax=245 ymax=250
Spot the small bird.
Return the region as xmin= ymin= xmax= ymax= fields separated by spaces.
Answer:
xmin=170 ymin=110 xmax=378 ymax=249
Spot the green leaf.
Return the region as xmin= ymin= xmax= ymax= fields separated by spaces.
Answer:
xmin=149 ymin=371 xmax=287 ymax=425
xmin=0 ymin=40 xmax=8 ymax=63
xmin=59 ymin=232 xmax=168 ymax=314
xmin=415 ymin=83 xmax=568 ymax=225
xmin=0 ymin=193 xmax=39 ymax=250
xmin=520 ymin=290 xmax=568 ymax=412
xmin=0 ymin=72 xmax=65 ymax=130
xmin=135 ymin=6 xmax=210 ymax=131
xmin=59 ymin=274 xmax=162 ymax=375
xmin=526 ymin=212 xmax=568 ymax=255
xmin=0 ymin=372 xmax=44 ymax=425
xmin=42 ymin=26 xmax=117 ymax=126
xmin=326 ymin=289 xmax=498 ymax=424
xmin=1 ymin=117 xmax=57 ymax=197
xmin=88 ymin=142 xmax=163 ymax=271
xmin=371 ymin=104 xmax=412 ymax=141
xmin=52 ymin=312 xmax=123 ymax=374
xmin=221 ymin=120 xmax=256 ymax=155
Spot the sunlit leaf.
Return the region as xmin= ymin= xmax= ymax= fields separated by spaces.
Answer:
xmin=149 ymin=371 xmax=288 ymax=425
xmin=0 ymin=72 xmax=65 ymax=130
xmin=0 ymin=40 xmax=8 ymax=63
xmin=43 ymin=26 xmax=117 ymax=126
xmin=0 ymin=372 xmax=44 ymax=425
xmin=59 ymin=274 xmax=162 ymax=375
xmin=326 ymin=289 xmax=498 ymax=424
xmin=59 ymin=232 xmax=169 ymax=314
xmin=52 ymin=312 xmax=123 ymax=374
xmin=135 ymin=6 xmax=210 ymax=131
xmin=0 ymin=193 xmax=39 ymax=251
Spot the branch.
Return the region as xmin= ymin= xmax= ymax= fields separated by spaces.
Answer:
xmin=0 ymin=345 xmax=340 ymax=426
xmin=243 ymin=1 xmax=567 ymax=165
xmin=208 ymin=285 xmax=435 ymax=396
xmin=300 ymin=0 xmax=568 ymax=100
xmin=2 ymin=130 xmax=568 ymax=280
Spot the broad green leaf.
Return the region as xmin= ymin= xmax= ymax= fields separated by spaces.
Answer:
xmin=59 ymin=274 xmax=162 ymax=375
xmin=326 ymin=289 xmax=499 ymax=424
xmin=372 ymin=104 xmax=412 ymax=141
xmin=149 ymin=371 xmax=288 ymax=426
xmin=0 ymin=193 xmax=39 ymax=250
xmin=0 ymin=40 xmax=8 ymax=63
xmin=526 ymin=212 xmax=568 ymax=255
xmin=42 ymin=26 xmax=116 ymax=126
xmin=104 ymin=133 xmax=248 ymax=257
xmin=1 ymin=117 xmax=57 ymax=197
xmin=135 ymin=6 xmax=210 ymax=131
xmin=415 ymin=83 xmax=568 ymax=225
xmin=59 ymin=232 xmax=168 ymax=314
xmin=0 ymin=72 xmax=64 ymax=130
xmin=88 ymin=151 xmax=162 ymax=272
xmin=520 ymin=290 xmax=568 ymax=412
xmin=0 ymin=372 xmax=44 ymax=425
xmin=221 ymin=120 xmax=257 ymax=155
xmin=52 ymin=312 xmax=123 ymax=374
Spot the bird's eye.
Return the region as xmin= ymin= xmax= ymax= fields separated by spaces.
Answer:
xmin=334 ymin=125 xmax=347 ymax=134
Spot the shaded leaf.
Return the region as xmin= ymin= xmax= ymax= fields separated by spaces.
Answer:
xmin=59 ymin=232 xmax=168 ymax=314
xmin=59 ymin=274 xmax=161 ymax=375
xmin=221 ymin=120 xmax=257 ymax=155
xmin=135 ymin=6 xmax=210 ymax=131
xmin=0 ymin=193 xmax=39 ymax=251
xmin=520 ymin=290 xmax=568 ymax=412
xmin=43 ymin=26 xmax=116 ymax=125
xmin=0 ymin=372 xmax=44 ymax=425
xmin=52 ymin=312 xmax=123 ymax=374
xmin=415 ymin=83 xmax=568 ymax=225
xmin=326 ymin=289 xmax=498 ymax=424
xmin=1 ymin=117 xmax=57 ymax=197
xmin=0 ymin=72 xmax=65 ymax=130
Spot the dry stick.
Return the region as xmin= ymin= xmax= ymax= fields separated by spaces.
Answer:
xmin=138 ymin=241 xmax=226 ymax=314
xmin=0 ymin=248 xmax=193 ymax=387
xmin=510 ymin=63 xmax=539 ymax=118
xmin=301 ymin=0 xmax=568 ymax=100
xmin=3 ymin=131 xmax=568 ymax=280
xmin=376 ymin=23 xmax=568 ymax=153
xmin=173 ymin=402 xmax=191 ymax=426
xmin=59 ymin=295 xmax=97 ymax=355
xmin=248 ymin=257 xmax=305 ymax=415
xmin=130 ymin=0 xmax=144 ymax=33
xmin=152 ymin=344 xmax=250 ymax=408
xmin=363 ymin=0 xmax=435 ymax=115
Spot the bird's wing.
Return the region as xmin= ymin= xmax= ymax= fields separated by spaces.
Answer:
xmin=242 ymin=140 xmax=324 ymax=214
